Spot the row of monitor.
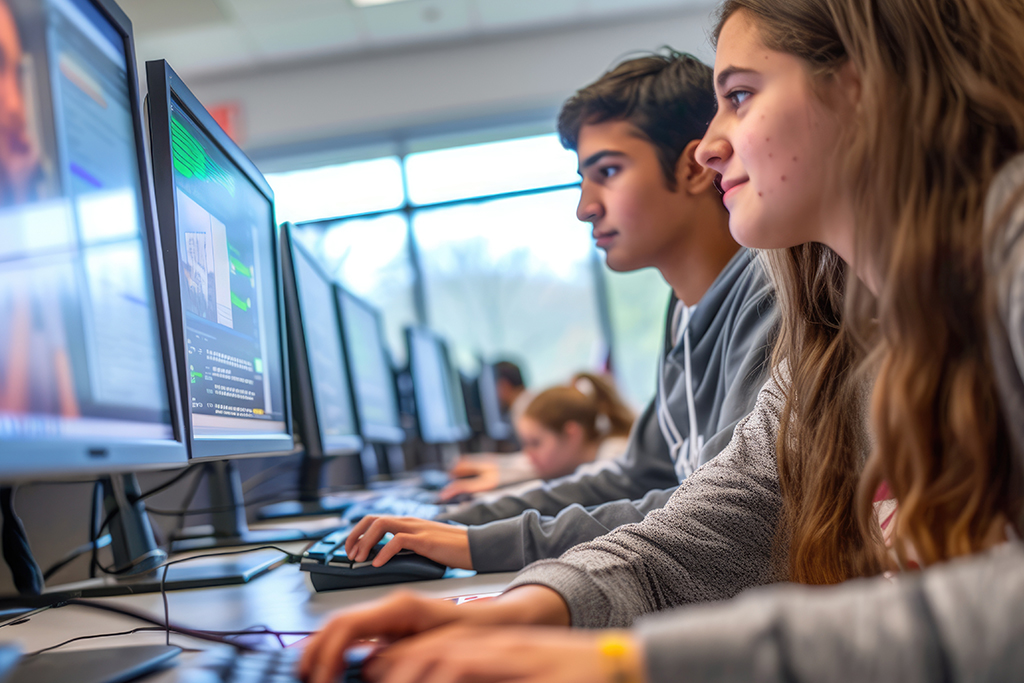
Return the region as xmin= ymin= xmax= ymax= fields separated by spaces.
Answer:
xmin=0 ymin=0 xmax=510 ymax=492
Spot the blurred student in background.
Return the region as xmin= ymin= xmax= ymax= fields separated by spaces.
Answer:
xmin=444 ymin=372 xmax=634 ymax=498
xmin=492 ymin=360 xmax=533 ymax=429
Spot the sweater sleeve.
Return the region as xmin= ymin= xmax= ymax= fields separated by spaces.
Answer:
xmin=505 ymin=376 xmax=786 ymax=628
xmin=635 ymin=542 xmax=1024 ymax=683
xmin=438 ymin=398 xmax=679 ymax=526
xmin=466 ymin=486 xmax=677 ymax=573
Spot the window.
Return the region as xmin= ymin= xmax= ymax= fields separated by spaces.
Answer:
xmin=604 ymin=266 xmax=671 ymax=409
xmin=404 ymin=134 xmax=579 ymax=206
xmin=267 ymin=157 xmax=405 ymax=224
xmin=293 ymin=214 xmax=416 ymax=363
xmin=266 ymin=131 xmax=665 ymax=410
xmin=413 ymin=189 xmax=603 ymax=389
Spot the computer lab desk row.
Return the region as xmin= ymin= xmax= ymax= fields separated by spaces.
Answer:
xmin=0 ymin=537 xmax=518 ymax=682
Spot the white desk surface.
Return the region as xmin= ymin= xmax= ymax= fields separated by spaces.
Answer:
xmin=0 ymin=527 xmax=518 ymax=681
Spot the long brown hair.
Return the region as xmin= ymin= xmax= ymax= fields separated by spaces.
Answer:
xmin=524 ymin=372 xmax=634 ymax=441
xmin=715 ymin=0 xmax=1024 ymax=582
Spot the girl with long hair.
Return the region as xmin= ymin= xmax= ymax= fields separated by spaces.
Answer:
xmin=299 ymin=1 xmax=1024 ymax=682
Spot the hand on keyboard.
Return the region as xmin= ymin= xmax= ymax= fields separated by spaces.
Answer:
xmin=344 ymin=516 xmax=472 ymax=570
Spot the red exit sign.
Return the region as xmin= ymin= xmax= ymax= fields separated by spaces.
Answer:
xmin=208 ymin=102 xmax=244 ymax=145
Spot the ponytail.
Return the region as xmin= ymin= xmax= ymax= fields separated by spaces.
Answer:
xmin=524 ymin=372 xmax=635 ymax=441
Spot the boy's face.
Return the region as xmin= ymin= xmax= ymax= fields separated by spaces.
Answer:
xmin=575 ymin=120 xmax=693 ymax=273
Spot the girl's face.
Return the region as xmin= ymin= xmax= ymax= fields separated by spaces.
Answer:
xmin=696 ymin=11 xmax=858 ymax=264
xmin=518 ymin=416 xmax=587 ymax=480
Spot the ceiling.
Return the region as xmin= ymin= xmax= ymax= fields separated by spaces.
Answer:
xmin=119 ymin=0 xmax=705 ymax=81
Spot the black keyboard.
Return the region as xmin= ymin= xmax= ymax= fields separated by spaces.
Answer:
xmin=343 ymin=494 xmax=443 ymax=523
xmin=179 ymin=646 xmax=368 ymax=683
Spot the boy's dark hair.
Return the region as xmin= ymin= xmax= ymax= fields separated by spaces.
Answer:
xmin=493 ymin=361 xmax=525 ymax=388
xmin=558 ymin=49 xmax=716 ymax=189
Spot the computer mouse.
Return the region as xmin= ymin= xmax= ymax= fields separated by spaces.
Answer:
xmin=304 ymin=541 xmax=446 ymax=592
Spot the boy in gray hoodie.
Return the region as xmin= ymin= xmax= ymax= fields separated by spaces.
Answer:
xmin=341 ymin=50 xmax=777 ymax=573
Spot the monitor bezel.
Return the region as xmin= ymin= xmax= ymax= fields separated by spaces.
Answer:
xmin=335 ymin=285 xmax=405 ymax=446
xmin=1 ymin=0 xmax=189 ymax=480
xmin=280 ymin=223 xmax=363 ymax=458
xmin=145 ymin=59 xmax=294 ymax=461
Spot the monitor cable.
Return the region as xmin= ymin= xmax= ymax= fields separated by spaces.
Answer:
xmin=0 ymin=487 xmax=43 ymax=596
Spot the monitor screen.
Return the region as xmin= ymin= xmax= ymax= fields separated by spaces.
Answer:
xmin=407 ymin=327 xmax=457 ymax=444
xmin=336 ymin=288 xmax=403 ymax=444
xmin=478 ymin=362 xmax=513 ymax=441
xmin=0 ymin=0 xmax=186 ymax=475
xmin=441 ymin=342 xmax=470 ymax=439
xmin=284 ymin=229 xmax=360 ymax=455
xmin=148 ymin=60 xmax=291 ymax=458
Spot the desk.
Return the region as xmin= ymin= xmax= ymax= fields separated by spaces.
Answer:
xmin=0 ymin=539 xmax=518 ymax=681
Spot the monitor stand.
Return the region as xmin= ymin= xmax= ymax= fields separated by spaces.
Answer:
xmin=170 ymin=461 xmax=312 ymax=552
xmin=0 ymin=474 xmax=286 ymax=608
xmin=257 ymin=453 xmax=358 ymax=520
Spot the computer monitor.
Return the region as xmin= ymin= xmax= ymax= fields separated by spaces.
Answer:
xmin=0 ymin=0 xmax=222 ymax=618
xmin=257 ymin=224 xmax=364 ymax=520
xmin=0 ymin=0 xmax=186 ymax=478
xmin=406 ymin=327 xmax=468 ymax=444
xmin=146 ymin=59 xmax=305 ymax=552
xmin=477 ymin=361 xmax=515 ymax=442
xmin=336 ymin=286 xmax=407 ymax=479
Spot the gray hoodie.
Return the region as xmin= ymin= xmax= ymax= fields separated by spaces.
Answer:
xmin=439 ymin=247 xmax=777 ymax=573
xmin=506 ymin=156 xmax=1024 ymax=683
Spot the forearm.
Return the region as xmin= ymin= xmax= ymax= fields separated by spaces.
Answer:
xmin=468 ymin=492 xmax=674 ymax=573
xmin=506 ymin=379 xmax=787 ymax=629
xmin=480 ymin=585 xmax=571 ymax=627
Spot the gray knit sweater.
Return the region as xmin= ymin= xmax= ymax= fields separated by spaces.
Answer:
xmin=506 ymin=371 xmax=787 ymax=627
xmin=507 ymin=154 xmax=1024 ymax=682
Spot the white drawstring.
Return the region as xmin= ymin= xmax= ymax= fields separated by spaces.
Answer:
xmin=657 ymin=301 xmax=702 ymax=479
xmin=681 ymin=305 xmax=702 ymax=474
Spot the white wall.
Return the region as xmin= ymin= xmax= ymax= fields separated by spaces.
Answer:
xmin=186 ymin=5 xmax=718 ymax=163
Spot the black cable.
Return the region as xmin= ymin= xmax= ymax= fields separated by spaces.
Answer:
xmin=89 ymin=480 xmax=102 ymax=580
xmin=85 ymin=468 xmax=204 ymax=577
xmin=59 ymin=593 xmax=309 ymax=653
xmin=0 ymin=487 xmax=44 ymax=596
xmin=43 ymin=534 xmax=111 ymax=581
xmin=145 ymin=489 xmax=306 ymax=517
xmin=27 ymin=627 xmax=185 ymax=656
xmin=138 ymin=466 xmax=202 ymax=501
xmin=27 ymin=622 xmax=313 ymax=657
xmin=157 ymin=546 xmax=303 ymax=647
xmin=175 ymin=466 xmax=207 ymax=534
xmin=241 ymin=460 xmax=300 ymax=494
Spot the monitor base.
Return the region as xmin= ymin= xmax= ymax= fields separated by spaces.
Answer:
xmin=0 ymin=549 xmax=285 ymax=608
xmin=169 ymin=524 xmax=312 ymax=553
xmin=256 ymin=495 xmax=354 ymax=520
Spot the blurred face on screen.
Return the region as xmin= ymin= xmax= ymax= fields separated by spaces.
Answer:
xmin=0 ymin=0 xmax=35 ymax=206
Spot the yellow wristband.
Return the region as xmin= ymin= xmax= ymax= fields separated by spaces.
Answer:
xmin=597 ymin=631 xmax=642 ymax=683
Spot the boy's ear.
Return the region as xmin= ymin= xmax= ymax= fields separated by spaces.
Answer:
xmin=674 ymin=139 xmax=717 ymax=195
